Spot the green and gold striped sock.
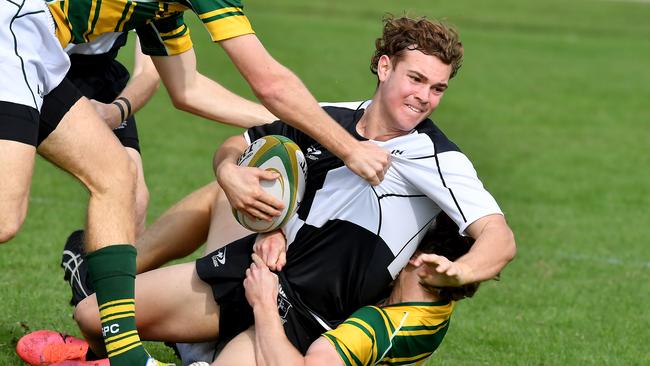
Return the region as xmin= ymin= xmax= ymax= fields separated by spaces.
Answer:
xmin=87 ymin=245 xmax=149 ymax=366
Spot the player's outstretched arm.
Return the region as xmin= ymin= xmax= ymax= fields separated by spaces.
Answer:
xmin=91 ymin=37 xmax=161 ymax=129
xmin=219 ymin=34 xmax=390 ymax=185
xmin=244 ymin=254 xmax=342 ymax=366
xmin=413 ymin=214 xmax=516 ymax=286
xmin=213 ymin=135 xmax=284 ymax=221
xmin=150 ymin=48 xmax=277 ymax=128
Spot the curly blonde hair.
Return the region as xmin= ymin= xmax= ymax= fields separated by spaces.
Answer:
xmin=371 ymin=15 xmax=464 ymax=79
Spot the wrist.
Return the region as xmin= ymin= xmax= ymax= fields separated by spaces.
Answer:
xmin=215 ymin=161 xmax=237 ymax=182
xmin=111 ymin=97 xmax=132 ymax=123
xmin=112 ymin=100 xmax=126 ymax=123
xmin=455 ymin=262 xmax=475 ymax=285
xmin=253 ymin=300 xmax=280 ymax=317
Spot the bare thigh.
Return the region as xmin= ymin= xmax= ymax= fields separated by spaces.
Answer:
xmin=38 ymin=96 xmax=136 ymax=248
xmin=204 ymin=183 xmax=253 ymax=254
xmin=212 ymin=327 xmax=256 ymax=366
xmin=0 ymin=140 xmax=35 ymax=242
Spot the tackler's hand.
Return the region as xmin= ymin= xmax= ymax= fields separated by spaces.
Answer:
xmin=343 ymin=141 xmax=390 ymax=186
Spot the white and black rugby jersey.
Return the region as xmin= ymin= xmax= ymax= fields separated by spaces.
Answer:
xmin=244 ymin=100 xmax=502 ymax=328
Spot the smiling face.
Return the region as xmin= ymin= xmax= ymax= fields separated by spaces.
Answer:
xmin=374 ymin=49 xmax=452 ymax=134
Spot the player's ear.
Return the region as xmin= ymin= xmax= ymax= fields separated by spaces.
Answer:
xmin=377 ymin=55 xmax=392 ymax=82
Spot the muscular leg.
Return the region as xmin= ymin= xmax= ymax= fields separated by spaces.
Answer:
xmin=75 ymin=262 xmax=220 ymax=356
xmin=0 ymin=140 xmax=35 ymax=242
xmin=204 ymin=182 xmax=253 ymax=255
xmin=38 ymin=96 xmax=162 ymax=365
xmin=38 ymin=96 xmax=136 ymax=250
xmin=135 ymin=182 xmax=217 ymax=273
xmin=125 ymin=147 xmax=149 ymax=237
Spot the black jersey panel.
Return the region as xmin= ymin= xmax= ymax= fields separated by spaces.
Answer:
xmin=413 ymin=119 xmax=461 ymax=156
xmin=283 ymin=220 xmax=394 ymax=327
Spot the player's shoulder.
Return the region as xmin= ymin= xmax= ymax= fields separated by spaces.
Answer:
xmin=319 ymin=100 xmax=369 ymax=122
xmin=413 ymin=118 xmax=461 ymax=155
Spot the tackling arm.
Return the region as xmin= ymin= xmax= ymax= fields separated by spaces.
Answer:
xmin=244 ymin=254 xmax=343 ymax=366
xmin=413 ymin=214 xmax=516 ymax=286
xmin=151 ymin=48 xmax=277 ymax=128
xmin=457 ymin=214 xmax=516 ymax=282
xmin=219 ymin=34 xmax=390 ymax=185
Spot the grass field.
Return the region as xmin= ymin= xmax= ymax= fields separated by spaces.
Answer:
xmin=1 ymin=0 xmax=649 ymax=365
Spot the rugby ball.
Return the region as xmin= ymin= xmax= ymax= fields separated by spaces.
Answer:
xmin=233 ymin=135 xmax=307 ymax=232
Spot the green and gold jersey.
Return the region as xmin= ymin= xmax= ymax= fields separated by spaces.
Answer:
xmin=323 ymin=301 xmax=454 ymax=366
xmin=46 ymin=0 xmax=254 ymax=56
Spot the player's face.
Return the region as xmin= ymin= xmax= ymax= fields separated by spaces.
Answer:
xmin=377 ymin=49 xmax=452 ymax=132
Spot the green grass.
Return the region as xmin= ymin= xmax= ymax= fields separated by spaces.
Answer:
xmin=1 ymin=0 xmax=649 ymax=364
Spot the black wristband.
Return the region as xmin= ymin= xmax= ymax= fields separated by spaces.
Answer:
xmin=116 ymin=97 xmax=132 ymax=118
xmin=112 ymin=100 xmax=126 ymax=122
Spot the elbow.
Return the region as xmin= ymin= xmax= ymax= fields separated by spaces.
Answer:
xmin=252 ymin=81 xmax=285 ymax=110
xmin=169 ymin=91 xmax=191 ymax=112
xmin=504 ymin=227 xmax=517 ymax=263
xmin=249 ymin=66 xmax=295 ymax=112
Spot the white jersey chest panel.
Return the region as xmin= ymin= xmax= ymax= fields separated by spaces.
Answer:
xmin=284 ymin=133 xmax=442 ymax=279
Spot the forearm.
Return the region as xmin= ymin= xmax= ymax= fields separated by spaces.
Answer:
xmin=116 ymin=67 xmax=159 ymax=115
xmin=253 ymin=67 xmax=356 ymax=161
xmin=213 ymin=135 xmax=248 ymax=179
xmin=253 ymin=304 xmax=306 ymax=366
xmin=459 ymin=215 xmax=516 ymax=283
xmin=220 ymin=35 xmax=357 ymax=160
xmin=152 ymin=50 xmax=276 ymax=128
xmin=180 ymin=73 xmax=277 ymax=128
xmin=108 ymin=47 xmax=160 ymax=129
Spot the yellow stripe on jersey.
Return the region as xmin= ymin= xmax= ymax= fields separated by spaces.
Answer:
xmin=203 ymin=14 xmax=254 ymax=42
xmin=49 ymin=4 xmax=72 ymax=47
xmin=115 ymin=1 xmax=136 ymax=32
xmin=325 ymin=302 xmax=454 ymax=366
xmin=162 ymin=31 xmax=193 ymax=55
xmin=83 ymin=0 xmax=99 ymax=41
xmin=329 ymin=321 xmax=378 ymax=365
xmin=381 ymin=351 xmax=432 ymax=365
xmin=158 ymin=24 xmax=187 ymax=39
xmin=197 ymin=7 xmax=243 ymax=21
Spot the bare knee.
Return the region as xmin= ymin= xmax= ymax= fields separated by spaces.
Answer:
xmin=88 ymin=154 xmax=137 ymax=198
xmin=0 ymin=220 xmax=22 ymax=243
xmin=0 ymin=209 xmax=27 ymax=243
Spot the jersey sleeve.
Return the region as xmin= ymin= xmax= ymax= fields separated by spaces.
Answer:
xmin=189 ymin=0 xmax=255 ymax=42
xmin=394 ymin=150 xmax=502 ymax=235
xmin=136 ymin=13 xmax=193 ymax=56
xmin=322 ymin=306 xmax=393 ymax=366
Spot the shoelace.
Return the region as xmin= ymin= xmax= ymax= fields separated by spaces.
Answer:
xmin=62 ymin=250 xmax=90 ymax=298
